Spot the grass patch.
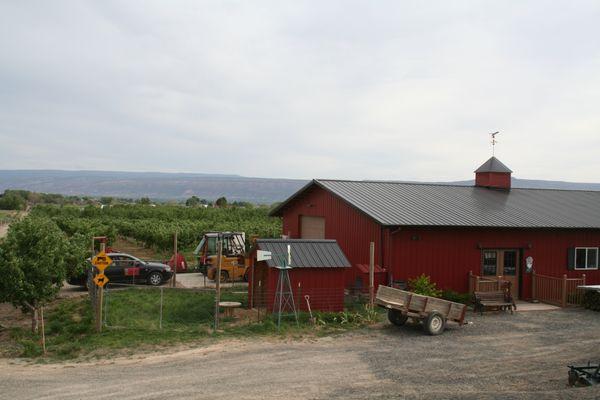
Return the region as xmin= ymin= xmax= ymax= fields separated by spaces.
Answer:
xmin=5 ymin=289 xmax=380 ymax=361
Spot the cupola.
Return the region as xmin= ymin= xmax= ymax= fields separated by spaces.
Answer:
xmin=475 ymin=156 xmax=512 ymax=190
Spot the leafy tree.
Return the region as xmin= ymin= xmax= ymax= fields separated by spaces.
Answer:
xmin=185 ymin=196 xmax=201 ymax=207
xmin=138 ymin=197 xmax=151 ymax=205
xmin=0 ymin=217 xmax=69 ymax=332
xmin=231 ymin=201 xmax=253 ymax=208
xmin=0 ymin=191 xmax=27 ymax=210
xmin=63 ymin=232 xmax=91 ymax=279
xmin=215 ymin=196 xmax=227 ymax=207
xmin=100 ymin=196 xmax=113 ymax=205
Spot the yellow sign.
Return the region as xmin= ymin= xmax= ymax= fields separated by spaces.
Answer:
xmin=92 ymin=252 xmax=112 ymax=272
xmin=93 ymin=273 xmax=109 ymax=287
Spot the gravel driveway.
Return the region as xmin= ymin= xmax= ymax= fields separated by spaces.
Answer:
xmin=1 ymin=309 xmax=598 ymax=399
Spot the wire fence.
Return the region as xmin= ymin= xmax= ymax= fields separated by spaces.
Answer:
xmin=88 ymin=275 xmax=373 ymax=333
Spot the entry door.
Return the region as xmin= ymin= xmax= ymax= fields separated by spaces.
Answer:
xmin=482 ymin=249 xmax=519 ymax=298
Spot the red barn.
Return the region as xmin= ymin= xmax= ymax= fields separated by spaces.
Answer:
xmin=270 ymin=157 xmax=600 ymax=302
xmin=248 ymin=239 xmax=350 ymax=312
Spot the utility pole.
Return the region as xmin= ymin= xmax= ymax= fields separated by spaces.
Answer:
xmin=214 ymin=237 xmax=223 ymax=332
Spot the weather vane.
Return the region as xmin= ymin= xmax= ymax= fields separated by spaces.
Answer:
xmin=490 ymin=131 xmax=499 ymax=156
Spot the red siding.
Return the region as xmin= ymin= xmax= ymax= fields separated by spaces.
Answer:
xmin=248 ymin=262 xmax=347 ymax=312
xmin=389 ymin=227 xmax=600 ymax=299
xmin=281 ymin=185 xmax=383 ymax=286
xmin=475 ymin=172 xmax=511 ymax=189
xmin=277 ymin=185 xmax=600 ymax=298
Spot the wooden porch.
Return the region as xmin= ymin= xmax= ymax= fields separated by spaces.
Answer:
xmin=468 ymin=271 xmax=587 ymax=308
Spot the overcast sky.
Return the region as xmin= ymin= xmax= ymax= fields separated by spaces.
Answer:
xmin=1 ymin=1 xmax=599 ymax=182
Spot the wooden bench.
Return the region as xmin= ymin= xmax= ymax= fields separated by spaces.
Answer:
xmin=473 ymin=291 xmax=516 ymax=315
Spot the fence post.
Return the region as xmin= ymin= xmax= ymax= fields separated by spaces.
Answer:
xmin=561 ymin=274 xmax=567 ymax=308
xmin=214 ymin=239 xmax=223 ymax=332
xmin=475 ymin=275 xmax=480 ymax=292
xmin=159 ymin=287 xmax=163 ymax=330
xmin=40 ymin=306 xmax=46 ymax=356
xmin=531 ymin=272 xmax=536 ymax=301
xmin=257 ymin=280 xmax=261 ymax=322
xmin=582 ymin=274 xmax=586 ymax=286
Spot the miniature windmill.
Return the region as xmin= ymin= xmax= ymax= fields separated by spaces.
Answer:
xmin=272 ymin=245 xmax=298 ymax=328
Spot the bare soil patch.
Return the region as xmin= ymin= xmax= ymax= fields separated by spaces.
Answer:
xmin=0 ymin=308 xmax=598 ymax=399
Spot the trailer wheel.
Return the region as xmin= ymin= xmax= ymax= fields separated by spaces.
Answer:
xmin=424 ymin=311 xmax=446 ymax=335
xmin=387 ymin=309 xmax=408 ymax=326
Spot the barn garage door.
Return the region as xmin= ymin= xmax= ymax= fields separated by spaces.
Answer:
xmin=300 ymin=216 xmax=325 ymax=239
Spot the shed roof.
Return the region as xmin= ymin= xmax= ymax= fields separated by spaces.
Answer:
xmin=475 ymin=156 xmax=513 ymax=173
xmin=255 ymin=239 xmax=351 ymax=268
xmin=270 ymin=179 xmax=600 ymax=229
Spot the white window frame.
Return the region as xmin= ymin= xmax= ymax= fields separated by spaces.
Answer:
xmin=575 ymin=247 xmax=599 ymax=270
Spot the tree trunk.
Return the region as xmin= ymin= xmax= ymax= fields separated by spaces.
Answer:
xmin=31 ymin=307 xmax=38 ymax=334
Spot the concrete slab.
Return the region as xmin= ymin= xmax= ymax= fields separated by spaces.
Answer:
xmin=175 ymin=272 xmax=248 ymax=290
xmin=515 ymin=300 xmax=560 ymax=312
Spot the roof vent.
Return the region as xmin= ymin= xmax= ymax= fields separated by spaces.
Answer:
xmin=475 ymin=156 xmax=512 ymax=189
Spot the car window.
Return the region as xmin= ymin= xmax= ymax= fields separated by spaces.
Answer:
xmin=121 ymin=256 xmax=137 ymax=268
xmin=109 ymin=255 xmax=121 ymax=264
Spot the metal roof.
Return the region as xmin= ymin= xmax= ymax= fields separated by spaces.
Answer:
xmin=271 ymin=179 xmax=600 ymax=229
xmin=475 ymin=156 xmax=513 ymax=173
xmin=255 ymin=239 xmax=351 ymax=268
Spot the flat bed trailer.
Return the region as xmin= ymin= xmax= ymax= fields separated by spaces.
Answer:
xmin=375 ymin=285 xmax=467 ymax=335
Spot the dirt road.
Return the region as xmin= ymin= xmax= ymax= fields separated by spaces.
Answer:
xmin=1 ymin=309 xmax=598 ymax=399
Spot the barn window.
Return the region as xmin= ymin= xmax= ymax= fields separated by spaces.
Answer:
xmin=575 ymin=247 xmax=598 ymax=270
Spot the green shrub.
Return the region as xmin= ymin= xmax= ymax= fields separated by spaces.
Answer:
xmin=408 ymin=274 xmax=442 ymax=298
xmin=441 ymin=290 xmax=471 ymax=304
xmin=583 ymin=291 xmax=600 ymax=311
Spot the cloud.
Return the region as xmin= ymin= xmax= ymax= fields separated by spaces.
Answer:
xmin=1 ymin=1 xmax=600 ymax=182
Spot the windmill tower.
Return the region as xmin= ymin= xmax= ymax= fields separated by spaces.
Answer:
xmin=272 ymin=245 xmax=298 ymax=328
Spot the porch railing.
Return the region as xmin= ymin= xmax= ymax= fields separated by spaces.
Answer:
xmin=468 ymin=271 xmax=511 ymax=294
xmin=532 ymin=272 xmax=586 ymax=307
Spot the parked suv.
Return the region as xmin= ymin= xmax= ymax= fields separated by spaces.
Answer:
xmin=68 ymin=253 xmax=173 ymax=287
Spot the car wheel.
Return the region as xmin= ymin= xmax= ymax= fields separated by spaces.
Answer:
xmin=387 ymin=309 xmax=408 ymax=326
xmin=147 ymin=272 xmax=163 ymax=286
xmin=220 ymin=270 xmax=229 ymax=282
xmin=424 ymin=311 xmax=446 ymax=335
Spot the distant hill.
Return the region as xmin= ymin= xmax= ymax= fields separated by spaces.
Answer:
xmin=1 ymin=170 xmax=599 ymax=204
xmin=0 ymin=170 xmax=308 ymax=204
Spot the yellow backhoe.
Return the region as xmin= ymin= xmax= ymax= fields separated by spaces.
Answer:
xmin=194 ymin=232 xmax=250 ymax=282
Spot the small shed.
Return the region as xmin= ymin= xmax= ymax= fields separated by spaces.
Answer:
xmin=248 ymin=239 xmax=351 ymax=312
